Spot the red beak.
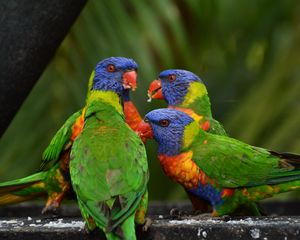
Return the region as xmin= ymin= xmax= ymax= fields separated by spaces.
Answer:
xmin=135 ymin=120 xmax=153 ymax=143
xmin=148 ymin=79 xmax=164 ymax=100
xmin=123 ymin=70 xmax=137 ymax=91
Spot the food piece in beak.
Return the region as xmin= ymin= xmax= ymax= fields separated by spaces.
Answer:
xmin=123 ymin=70 xmax=137 ymax=91
xmin=135 ymin=120 xmax=153 ymax=143
xmin=147 ymin=79 xmax=164 ymax=102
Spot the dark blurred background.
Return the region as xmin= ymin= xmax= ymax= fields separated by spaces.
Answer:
xmin=0 ymin=0 xmax=299 ymax=201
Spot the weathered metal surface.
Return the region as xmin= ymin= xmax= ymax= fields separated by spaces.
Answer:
xmin=0 ymin=216 xmax=300 ymax=240
xmin=0 ymin=0 xmax=87 ymax=136
xmin=0 ymin=201 xmax=300 ymax=239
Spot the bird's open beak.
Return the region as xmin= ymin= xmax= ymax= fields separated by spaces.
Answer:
xmin=123 ymin=70 xmax=137 ymax=91
xmin=147 ymin=79 xmax=164 ymax=102
xmin=136 ymin=120 xmax=153 ymax=143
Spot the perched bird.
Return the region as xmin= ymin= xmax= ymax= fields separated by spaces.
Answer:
xmin=147 ymin=69 xmax=226 ymax=135
xmin=0 ymin=57 xmax=147 ymax=221
xmin=69 ymin=58 xmax=148 ymax=239
xmin=147 ymin=69 xmax=227 ymax=213
xmin=137 ymin=108 xmax=300 ymax=216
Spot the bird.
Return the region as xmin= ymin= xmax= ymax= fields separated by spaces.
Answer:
xmin=147 ymin=69 xmax=226 ymax=135
xmin=137 ymin=108 xmax=300 ymax=216
xmin=69 ymin=57 xmax=148 ymax=239
xmin=147 ymin=69 xmax=227 ymax=213
xmin=0 ymin=57 xmax=147 ymax=221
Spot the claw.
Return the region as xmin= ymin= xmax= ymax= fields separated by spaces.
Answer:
xmin=142 ymin=217 xmax=152 ymax=232
xmin=41 ymin=201 xmax=59 ymax=215
xmin=169 ymin=208 xmax=180 ymax=216
xmin=169 ymin=208 xmax=188 ymax=218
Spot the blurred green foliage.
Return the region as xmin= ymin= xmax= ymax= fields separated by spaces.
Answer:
xmin=0 ymin=0 xmax=299 ymax=201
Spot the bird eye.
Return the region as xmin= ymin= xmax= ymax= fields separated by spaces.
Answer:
xmin=159 ymin=119 xmax=170 ymax=127
xmin=107 ymin=64 xmax=116 ymax=72
xmin=168 ymin=74 xmax=176 ymax=82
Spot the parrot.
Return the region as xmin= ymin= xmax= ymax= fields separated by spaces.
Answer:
xmin=69 ymin=58 xmax=148 ymax=239
xmin=147 ymin=69 xmax=226 ymax=135
xmin=147 ymin=69 xmax=227 ymax=213
xmin=0 ymin=57 xmax=147 ymax=222
xmin=136 ymin=108 xmax=300 ymax=217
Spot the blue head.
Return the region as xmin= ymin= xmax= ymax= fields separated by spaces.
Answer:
xmin=148 ymin=69 xmax=204 ymax=106
xmin=140 ymin=108 xmax=194 ymax=156
xmin=92 ymin=57 xmax=138 ymax=95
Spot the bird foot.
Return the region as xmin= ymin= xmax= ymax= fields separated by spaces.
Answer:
xmin=41 ymin=201 xmax=60 ymax=215
xmin=142 ymin=217 xmax=152 ymax=232
xmin=169 ymin=208 xmax=188 ymax=218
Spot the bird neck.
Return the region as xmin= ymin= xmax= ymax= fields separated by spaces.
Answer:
xmin=86 ymin=70 xmax=95 ymax=100
xmin=167 ymin=107 xmax=205 ymax=128
xmin=157 ymin=120 xmax=200 ymax=156
xmin=182 ymin=120 xmax=201 ymax=150
xmin=86 ymin=90 xmax=123 ymax=115
xmin=177 ymin=82 xmax=212 ymax=118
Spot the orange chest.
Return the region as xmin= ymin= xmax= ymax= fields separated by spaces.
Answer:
xmin=158 ymin=152 xmax=201 ymax=189
xmin=70 ymin=114 xmax=85 ymax=141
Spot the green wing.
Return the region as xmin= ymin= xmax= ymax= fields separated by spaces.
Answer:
xmin=41 ymin=109 xmax=82 ymax=169
xmin=70 ymin=101 xmax=148 ymax=231
xmin=191 ymin=132 xmax=300 ymax=188
xmin=207 ymin=117 xmax=227 ymax=136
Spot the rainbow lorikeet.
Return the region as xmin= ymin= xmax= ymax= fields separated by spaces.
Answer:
xmin=147 ymin=69 xmax=226 ymax=213
xmin=0 ymin=57 xmax=147 ymax=223
xmin=69 ymin=59 xmax=148 ymax=239
xmin=137 ymin=108 xmax=300 ymax=216
xmin=147 ymin=69 xmax=226 ymax=135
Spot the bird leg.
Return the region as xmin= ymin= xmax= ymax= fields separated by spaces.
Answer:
xmin=41 ymin=182 xmax=70 ymax=214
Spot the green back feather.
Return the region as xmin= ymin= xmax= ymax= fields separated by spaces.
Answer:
xmin=187 ymin=129 xmax=300 ymax=188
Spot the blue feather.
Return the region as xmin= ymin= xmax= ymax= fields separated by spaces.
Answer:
xmin=145 ymin=108 xmax=193 ymax=156
xmin=189 ymin=183 xmax=223 ymax=206
xmin=93 ymin=57 xmax=138 ymax=95
xmin=158 ymin=69 xmax=204 ymax=105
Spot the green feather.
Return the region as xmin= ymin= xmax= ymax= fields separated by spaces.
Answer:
xmin=70 ymin=98 xmax=148 ymax=238
xmin=41 ymin=110 xmax=82 ymax=169
xmin=178 ymin=82 xmax=227 ymax=136
xmin=187 ymin=128 xmax=300 ymax=188
xmin=0 ymin=171 xmax=47 ymax=190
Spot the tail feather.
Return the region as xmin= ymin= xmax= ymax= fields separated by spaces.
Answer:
xmin=270 ymin=151 xmax=300 ymax=161
xmin=0 ymin=171 xmax=48 ymax=205
xmin=264 ymin=151 xmax=300 ymax=185
xmin=248 ymin=179 xmax=300 ymax=202
xmin=271 ymin=151 xmax=300 ymax=169
xmin=0 ymin=171 xmax=47 ymax=188
xmin=0 ymin=191 xmax=45 ymax=205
